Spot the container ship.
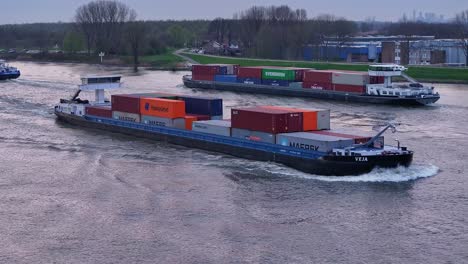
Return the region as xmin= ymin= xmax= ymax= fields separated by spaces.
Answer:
xmin=0 ymin=60 xmax=20 ymax=80
xmin=183 ymin=64 xmax=440 ymax=105
xmin=55 ymin=76 xmax=413 ymax=176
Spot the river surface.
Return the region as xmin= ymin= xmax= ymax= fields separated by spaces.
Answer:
xmin=0 ymin=62 xmax=467 ymax=264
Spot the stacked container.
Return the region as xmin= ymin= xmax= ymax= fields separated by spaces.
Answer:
xmin=111 ymin=94 xmax=141 ymax=122
xmin=192 ymin=65 xmax=220 ymax=81
xmin=303 ymin=70 xmax=334 ymax=90
xmin=178 ymin=96 xmax=223 ymax=117
xmin=231 ymin=107 xmax=303 ymax=134
xmin=260 ymin=106 xmax=330 ymax=131
xmin=85 ymin=105 xmax=112 ymax=118
xmin=308 ymin=129 xmax=384 ymax=148
xmin=276 ymin=132 xmax=355 ymax=152
xmin=332 ymin=71 xmax=369 ymax=94
xmin=237 ymin=66 xmax=263 ymax=85
xmin=192 ymin=120 xmax=232 ymax=137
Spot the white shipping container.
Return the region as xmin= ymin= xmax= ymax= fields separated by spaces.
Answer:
xmin=276 ymin=132 xmax=354 ymax=152
xmin=332 ymin=72 xmax=370 ymax=86
xmin=141 ymin=115 xmax=185 ymax=129
xmin=232 ymin=128 xmax=276 ymax=144
xmin=192 ymin=120 xmax=231 ymax=137
xmin=112 ymin=111 xmax=141 ymax=123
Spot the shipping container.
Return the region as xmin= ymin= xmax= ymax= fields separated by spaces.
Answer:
xmin=140 ymin=98 xmax=186 ymax=118
xmin=232 ymin=128 xmax=276 ymax=144
xmin=237 ymin=77 xmax=262 ymax=85
xmin=333 ymin=84 xmax=366 ymax=94
xmin=112 ymin=111 xmax=141 ymax=123
xmin=276 ymin=132 xmax=354 ymax=152
xmin=141 ymin=115 xmax=185 ymax=129
xmin=214 ymin=75 xmax=238 ymax=83
xmin=192 ymin=65 xmax=220 ymax=75
xmin=179 ymin=96 xmax=223 ymax=116
xmin=186 ymin=114 xmax=211 ymax=121
xmin=192 ymin=74 xmax=215 ymax=81
xmin=262 ymin=68 xmax=296 ymax=81
xmin=132 ymin=92 xmax=179 ymax=100
xmin=184 ymin=115 xmax=198 ymax=130
xmin=192 ymin=120 xmax=232 ymax=137
xmin=233 ymin=65 xmax=239 ymax=75
xmin=211 ymin=115 xmax=223 ymax=120
xmin=261 ymin=106 xmax=330 ymax=131
xmin=237 ymin=67 xmax=263 ymax=79
xmin=85 ymin=105 xmax=112 ymax=118
xmin=303 ymin=70 xmax=334 ymax=83
xmin=302 ymin=81 xmax=333 ymax=90
xmin=261 ymin=79 xmax=290 ymax=87
xmin=332 ymin=71 xmax=370 ymax=86
xmin=309 ymin=129 xmax=384 ymax=148
xmin=111 ymin=94 xmax=141 ymax=114
xmin=207 ymin=64 xmax=240 ymax=75
xmin=289 ymin=82 xmax=303 ymax=89
xmin=231 ymin=107 xmax=303 ymax=134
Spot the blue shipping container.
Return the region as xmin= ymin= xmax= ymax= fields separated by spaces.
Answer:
xmin=261 ymin=79 xmax=290 ymax=87
xmin=214 ymin=75 xmax=238 ymax=83
xmin=237 ymin=77 xmax=262 ymax=85
xmin=179 ymin=96 xmax=223 ymax=116
xmin=218 ymin=66 xmax=228 ymax=75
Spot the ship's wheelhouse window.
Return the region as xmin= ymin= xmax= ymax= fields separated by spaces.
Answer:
xmin=395 ymin=92 xmax=400 ymax=96
xmin=382 ymin=91 xmax=387 ymax=95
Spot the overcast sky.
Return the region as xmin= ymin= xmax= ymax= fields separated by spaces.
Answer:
xmin=0 ymin=0 xmax=462 ymax=24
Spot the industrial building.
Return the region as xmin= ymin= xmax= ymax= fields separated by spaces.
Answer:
xmin=303 ymin=36 xmax=467 ymax=66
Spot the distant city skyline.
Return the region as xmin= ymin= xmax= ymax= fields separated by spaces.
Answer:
xmin=0 ymin=0 xmax=462 ymax=24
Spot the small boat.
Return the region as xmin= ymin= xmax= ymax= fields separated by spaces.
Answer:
xmin=0 ymin=60 xmax=20 ymax=80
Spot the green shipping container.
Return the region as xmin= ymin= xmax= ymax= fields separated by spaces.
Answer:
xmin=262 ymin=68 xmax=296 ymax=81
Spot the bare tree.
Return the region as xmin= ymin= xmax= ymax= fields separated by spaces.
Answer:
xmin=126 ymin=21 xmax=147 ymax=72
xmin=455 ymin=10 xmax=468 ymax=65
xmin=75 ymin=0 xmax=136 ymax=55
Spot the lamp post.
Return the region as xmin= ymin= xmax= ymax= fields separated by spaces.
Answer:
xmin=99 ymin=52 xmax=105 ymax=63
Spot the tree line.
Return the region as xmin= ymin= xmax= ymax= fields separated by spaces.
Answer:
xmin=1 ymin=1 xmax=467 ymax=67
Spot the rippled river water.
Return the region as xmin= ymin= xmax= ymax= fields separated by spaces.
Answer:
xmin=0 ymin=62 xmax=467 ymax=263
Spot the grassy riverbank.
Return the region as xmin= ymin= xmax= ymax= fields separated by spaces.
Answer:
xmin=182 ymin=53 xmax=468 ymax=83
xmin=3 ymin=49 xmax=188 ymax=70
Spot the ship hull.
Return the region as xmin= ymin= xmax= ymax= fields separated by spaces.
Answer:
xmin=183 ymin=76 xmax=440 ymax=106
xmin=55 ymin=111 xmax=413 ymax=176
xmin=0 ymin=72 xmax=20 ymax=80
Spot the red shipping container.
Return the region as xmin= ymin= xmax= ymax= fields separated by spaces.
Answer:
xmin=192 ymin=65 xmax=220 ymax=75
xmin=302 ymin=81 xmax=333 ymax=90
xmin=186 ymin=114 xmax=210 ymax=120
xmin=192 ymin=74 xmax=215 ymax=81
xmin=86 ymin=105 xmax=112 ymax=118
xmin=111 ymin=94 xmax=141 ymax=114
xmin=333 ymin=84 xmax=366 ymax=94
xmin=238 ymin=67 xmax=263 ymax=79
xmin=304 ymin=70 xmax=334 ymax=83
xmin=231 ymin=107 xmax=303 ymax=134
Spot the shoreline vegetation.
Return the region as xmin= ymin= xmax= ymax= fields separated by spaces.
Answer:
xmin=3 ymin=50 xmax=468 ymax=84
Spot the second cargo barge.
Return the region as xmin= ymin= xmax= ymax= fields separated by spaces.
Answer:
xmin=55 ymin=76 xmax=414 ymax=176
xmin=183 ymin=64 xmax=440 ymax=106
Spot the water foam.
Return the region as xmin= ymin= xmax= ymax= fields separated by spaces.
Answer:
xmin=214 ymin=158 xmax=439 ymax=183
xmin=297 ymin=164 xmax=440 ymax=183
